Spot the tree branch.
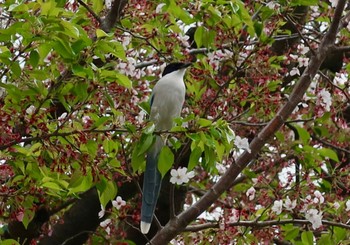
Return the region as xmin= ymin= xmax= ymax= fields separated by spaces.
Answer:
xmin=184 ymin=219 xmax=350 ymax=232
xmin=318 ymin=71 xmax=350 ymax=102
xmin=0 ymin=127 xmax=130 ymax=151
xmin=76 ymin=0 xmax=102 ymax=26
xmin=101 ymin=0 xmax=128 ymax=32
xmin=149 ymin=1 xmax=347 ymax=244
xmin=312 ymin=134 xmax=350 ymax=155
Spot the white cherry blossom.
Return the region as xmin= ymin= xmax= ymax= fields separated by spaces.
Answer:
xmin=155 ymin=3 xmax=166 ymax=13
xmin=305 ymin=209 xmax=322 ymax=229
xmin=112 ymin=196 xmax=126 ymax=210
xmin=266 ymin=1 xmax=280 ymax=10
xmin=288 ymin=67 xmax=300 ymax=77
xmin=100 ymin=218 xmax=111 ymax=235
xmin=329 ymin=0 xmax=339 ymax=8
xmin=298 ymin=57 xmax=309 ymax=67
xmin=346 ymin=200 xmax=350 ymax=211
xmin=234 ymin=136 xmax=251 ymax=153
xmin=318 ymin=88 xmax=331 ymax=111
xmin=297 ymin=44 xmax=310 ymax=55
xmin=26 ymin=105 xmax=36 ymax=115
xmin=170 ymin=167 xmax=195 ymax=185
xmin=98 ymin=204 xmax=105 ymax=219
xmin=229 ymin=208 xmax=240 ymax=223
xmin=313 ymin=190 xmax=324 ymax=204
xmin=333 ymin=202 xmax=340 ymax=210
xmin=272 ymin=200 xmax=283 ymax=215
xmin=246 ymin=187 xmax=256 ymax=201
xmin=284 ymin=196 xmax=297 ymax=211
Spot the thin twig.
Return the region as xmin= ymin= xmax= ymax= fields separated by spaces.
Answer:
xmin=230 ymin=118 xmax=315 ymax=127
xmin=312 ymin=134 xmax=350 ymax=155
xmin=184 ymin=219 xmax=350 ymax=232
xmin=334 ymin=45 xmax=350 ymax=52
xmin=285 ymin=15 xmax=316 ymax=56
xmin=0 ymin=127 xmax=130 ymax=151
xmin=76 ymin=0 xmax=102 ymax=25
xmin=318 ymin=70 xmax=350 ymax=102
xmin=115 ymin=26 xmax=169 ymax=62
xmin=0 ymin=42 xmax=32 ymax=80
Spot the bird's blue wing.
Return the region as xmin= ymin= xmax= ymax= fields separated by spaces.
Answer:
xmin=140 ymin=135 xmax=163 ymax=233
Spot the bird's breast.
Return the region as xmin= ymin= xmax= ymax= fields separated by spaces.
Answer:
xmin=150 ymin=81 xmax=185 ymax=130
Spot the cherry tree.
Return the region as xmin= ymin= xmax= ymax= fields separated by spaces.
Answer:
xmin=0 ymin=0 xmax=350 ymax=244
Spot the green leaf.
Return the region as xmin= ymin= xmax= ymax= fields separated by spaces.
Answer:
xmin=294 ymin=125 xmax=310 ymax=144
xmin=92 ymin=116 xmax=110 ymax=128
xmin=318 ymin=233 xmax=332 ymax=245
xmin=1 ymin=239 xmax=21 ymax=245
xmin=86 ymin=140 xmax=98 ymax=158
xmin=68 ymin=169 xmax=93 ymax=193
xmin=188 ymin=147 xmax=202 ymax=171
xmin=283 ymin=225 xmax=300 ymax=241
xmin=96 ymin=40 xmax=126 ymax=60
xmin=41 ymin=181 xmax=62 ymax=191
xmin=267 ymin=80 xmax=281 ymax=92
xmin=53 ymin=38 xmax=74 ymax=59
xmin=158 ymin=146 xmax=174 ymax=178
xmin=131 ymin=134 xmax=154 ymax=172
xmin=291 ymin=0 xmax=318 ymax=6
xmin=131 ymin=152 xmax=145 ymax=172
xmin=37 ymin=43 xmax=52 ymax=65
xmin=103 ymin=139 xmax=119 ymax=154
xmin=301 ymin=231 xmax=313 ymax=245
xmin=203 ymin=146 xmax=216 ymax=171
xmin=194 ymin=26 xmax=204 ymax=48
xmin=60 ymin=20 xmax=80 ymax=39
xmin=143 ymin=123 xmax=155 ymax=134
xmin=100 ymin=70 xmax=132 ymax=88
xmin=11 ymin=61 xmax=21 ymax=78
xmin=72 ymin=64 xmax=93 ymax=78
xmin=193 ymin=27 xmax=216 ymax=48
xmin=40 ymin=0 xmax=58 ymax=16
xmin=29 ymin=50 xmax=40 ymax=68
xmin=72 ymin=39 xmax=89 ymax=54
xmin=108 ymin=159 xmax=120 ymax=168
xmin=9 ymin=3 xmax=29 ymax=12
xmin=333 ymin=226 xmax=346 ymax=243
xmin=97 ymin=179 xmax=118 ymax=208
xmin=168 ymin=0 xmax=193 ymax=24
xmin=313 ymin=125 xmax=329 ymax=137
xmin=115 ymin=73 xmax=132 ymax=88
xmin=214 ymin=140 xmax=225 ymax=162
xmin=22 ymin=208 xmax=34 ymax=229
xmin=96 ymin=29 xmax=109 ymax=38
xmin=275 ymin=131 xmax=285 ymax=142
xmin=197 ymin=118 xmax=212 ymax=127
xmin=92 ymin=0 xmax=104 ymax=13
xmin=137 ymin=134 xmax=155 ymax=157
xmin=318 ymin=148 xmax=339 ymax=162
xmin=254 ymin=21 xmax=263 ymax=37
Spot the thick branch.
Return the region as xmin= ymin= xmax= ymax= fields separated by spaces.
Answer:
xmin=149 ymin=1 xmax=347 ymax=244
xmin=101 ymin=0 xmax=128 ymax=32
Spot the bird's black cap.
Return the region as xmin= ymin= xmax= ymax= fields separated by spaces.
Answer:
xmin=162 ymin=62 xmax=192 ymax=76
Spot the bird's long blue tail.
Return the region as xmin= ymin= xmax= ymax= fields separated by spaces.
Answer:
xmin=140 ymin=135 xmax=163 ymax=234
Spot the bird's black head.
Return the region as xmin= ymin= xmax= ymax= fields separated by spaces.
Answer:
xmin=162 ymin=62 xmax=192 ymax=76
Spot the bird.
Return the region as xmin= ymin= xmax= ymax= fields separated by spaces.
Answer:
xmin=140 ymin=62 xmax=191 ymax=234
